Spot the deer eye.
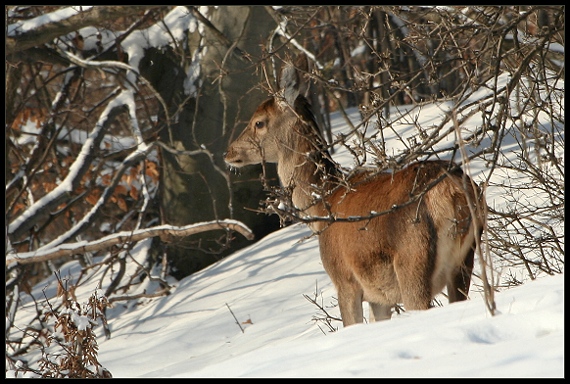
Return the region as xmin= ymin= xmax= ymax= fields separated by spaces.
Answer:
xmin=254 ymin=121 xmax=265 ymax=129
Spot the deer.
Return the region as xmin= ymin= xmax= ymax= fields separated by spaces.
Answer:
xmin=224 ymin=55 xmax=485 ymax=327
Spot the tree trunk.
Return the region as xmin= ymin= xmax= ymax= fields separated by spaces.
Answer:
xmin=140 ymin=6 xmax=281 ymax=278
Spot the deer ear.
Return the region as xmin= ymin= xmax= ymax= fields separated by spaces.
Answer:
xmin=280 ymin=62 xmax=300 ymax=107
xmin=294 ymin=53 xmax=309 ymax=97
xmin=279 ymin=53 xmax=310 ymax=107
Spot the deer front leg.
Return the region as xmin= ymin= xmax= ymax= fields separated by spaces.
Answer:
xmin=336 ymin=285 xmax=364 ymax=327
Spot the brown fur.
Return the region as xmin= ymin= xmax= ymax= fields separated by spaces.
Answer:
xmin=225 ymin=62 xmax=484 ymax=326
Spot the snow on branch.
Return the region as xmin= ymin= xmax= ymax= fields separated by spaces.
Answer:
xmin=6 ymin=219 xmax=254 ymax=266
xmin=58 ymin=50 xmax=170 ymax=127
xmin=265 ymin=6 xmax=324 ymax=71
xmin=6 ymin=6 xmax=162 ymax=55
xmin=7 ymin=89 xmax=126 ymax=240
xmin=36 ymin=141 xmax=156 ymax=251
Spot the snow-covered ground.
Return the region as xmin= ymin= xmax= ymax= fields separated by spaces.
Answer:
xmin=96 ymin=223 xmax=564 ymax=378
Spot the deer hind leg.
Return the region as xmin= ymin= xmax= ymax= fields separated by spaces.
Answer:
xmin=394 ymin=253 xmax=434 ymax=312
xmin=368 ymin=302 xmax=392 ymax=322
xmin=447 ymin=246 xmax=475 ymax=303
xmin=336 ymin=284 xmax=364 ymax=327
xmin=398 ymin=272 xmax=432 ymax=311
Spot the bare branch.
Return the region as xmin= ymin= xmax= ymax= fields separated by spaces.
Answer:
xmin=6 ymin=6 xmax=166 ymax=55
xmin=7 ymin=219 xmax=254 ymax=266
xmin=7 ymin=101 xmax=126 ymax=240
xmin=188 ymin=6 xmax=252 ymax=63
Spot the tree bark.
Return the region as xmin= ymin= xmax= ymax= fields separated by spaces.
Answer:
xmin=141 ymin=6 xmax=281 ymax=278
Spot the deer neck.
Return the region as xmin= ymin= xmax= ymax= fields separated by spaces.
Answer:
xmin=276 ymin=127 xmax=336 ymax=221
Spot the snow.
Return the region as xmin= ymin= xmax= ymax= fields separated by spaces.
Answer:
xmin=11 ymin=221 xmax=563 ymax=378
xmin=7 ymin=6 xmax=93 ymax=36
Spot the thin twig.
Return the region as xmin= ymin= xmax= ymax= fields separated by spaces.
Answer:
xmin=225 ymin=303 xmax=244 ymax=333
